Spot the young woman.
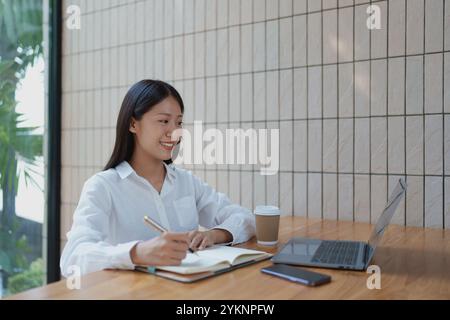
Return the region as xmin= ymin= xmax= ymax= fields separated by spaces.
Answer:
xmin=60 ymin=80 xmax=255 ymax=277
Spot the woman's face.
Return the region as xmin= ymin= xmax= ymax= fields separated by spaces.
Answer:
xmin=129 ymin=95 xmax=183 ymax=161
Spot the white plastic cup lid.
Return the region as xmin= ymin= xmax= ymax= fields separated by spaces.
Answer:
xmin=254 ymin=205 xmax=280 ymax=216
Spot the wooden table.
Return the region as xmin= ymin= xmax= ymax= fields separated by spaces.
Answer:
xmin=7 ymin=217 xmax=450 ymax=299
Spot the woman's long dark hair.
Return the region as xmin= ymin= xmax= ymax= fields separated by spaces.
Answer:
xmin=104 ymin=79 xmax=184 ymax=170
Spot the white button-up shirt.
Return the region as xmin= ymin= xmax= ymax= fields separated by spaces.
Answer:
xmin=60 ymin=161 xmax=256 ymax=277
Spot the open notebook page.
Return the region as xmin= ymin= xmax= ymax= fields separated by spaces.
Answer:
xmin=156 ymin=253 xmax=229 ymax=274
xmin=156 ymin=246 xmax=269 ymax=275
xmin=195 ymin=245 xmax=269 ymax=265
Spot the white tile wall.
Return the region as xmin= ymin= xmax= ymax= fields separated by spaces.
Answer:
xmin=293 ymin=15 xmax=307 ymax=67
xmin=253 ymin=22 xmax=266 ymax=71
xmin=228 ymin=27 xmax=241 ymax=73
xmin=389 ymin=175 xmax=406 ymax=226
xmin=280 ymin=172 xmax=293 ymax=216
xmin=266 ymin=172 xmax=279 ymax=207
xmin=61 ymin=0 xmax=450 ymax=241
xmin=446 ymin=3 xmax=450 ymax=51
xmin=371 ymin=118 xmax=387 ymax=174
xmin=308 ymin=119 xmax=322 ymax=171
xmin=424 ymin=115 xmax=443 ymax=175
xmin=446 ymin=178 xmax=450 ymax=229
xmin=446 ymin=115 xmax=450 ymax=175
xmin=279 ymin=18 xmax=293 ymax=69
xmin=371 ymin=59 xmax=387 ymax=116
xmin=425 ymin=0 xmax=443 ymax=53
xmin=354 ymin=5 xmax=369 ymax=60
xmin=266 ymin=20 xmax=279 ymax=70
xmin=294 ymin=173 xmax=307 ymax=216
xmin=388 ymin=58 xmax=405 ymax=115
xmin=425 ymin=53 xmax=443 ymax=114
xmin=388 ymin=0 xmax=405 ymax=57
xmin=338 ymin=174 xmax=353 ymax=221
xmin=338 ymin=118 xmax=353 ymax=173
xmin=266 ymin=71 xmax=279 ymax=120
xmin=280 ymin=0 xmax=292 ymax=17
xmin=388 ymin=117 xmax=405 ymax=174
xmin=293 ymin=0 xmax=307 ymax=15
xmin=406 ymin=56 xmax=424 ymax=115
xmin=370 ymin=1 xmax=387 ymax=59
xmin=406 ymin=176 xmax=424 ymax=227
xmin=280 ymin=69 xmax=293 ymax=119
xmin=294 ymin=68 xmax=307 ymax=118
xmin=406 ymin=0 xmax=424 ymax=54
xmin=294 ymin=120 xmax=307 ymax=171
xmin=338 ymin=63 xmax=353 ymax=117
xmin=323 ymin=65 xmax=338 ymax=118
xmin=308 ymin=0 xmax=321 ymax=12
xmin=307 ymin=12 xmax=322 ymax=65
xmin=338 ymin=7 xmax=353 ymax=63
xmin=308 ymin=173 xmax=322 ymax=218
xmin=425 ymin=176 xmax=443 ymax=228
xmin=355 ymin=118 xmax=370 ymax=173
xmin=323 ymin=119 xmax=337 ymax=172
xmin=371 ymin=175 xmax=387 ymax=223
xmin=323 ymin=174 xmax=338 ymax=220
xmin=445 ymin=53 xmax=450 ymax=113
xmin=323 ymin=9 xmax=338 ymax=64
xmin=354 ymin=174 xmax=370 ymax=223
xmin=308 ymin=66 xmax=322 ymax=118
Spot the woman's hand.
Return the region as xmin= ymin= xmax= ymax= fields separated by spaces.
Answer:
xmin=188 ymin=229 xmax=233 ymax=251
xmin=130 ymin=232 xmax=190 ymax=266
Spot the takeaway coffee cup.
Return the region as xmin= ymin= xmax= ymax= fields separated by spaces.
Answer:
xmin=254 ymin=205 xmax=280 ymax=246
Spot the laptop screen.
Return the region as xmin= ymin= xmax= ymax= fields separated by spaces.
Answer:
xmin=367 ymin=178 xmax=407 ymax=260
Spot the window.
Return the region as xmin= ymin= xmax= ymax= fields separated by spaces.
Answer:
xmin=0 ymin=0 xmax=57 ymax=297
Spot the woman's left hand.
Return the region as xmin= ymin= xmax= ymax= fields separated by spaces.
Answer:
xmin=187 ymin=230 xmax=216 ymax=251
xmin=188 ymin=229 xmax=233 ymax=251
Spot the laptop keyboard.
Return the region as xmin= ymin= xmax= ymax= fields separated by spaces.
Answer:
xmin=311 ymin=241 xmax=359 ymax=266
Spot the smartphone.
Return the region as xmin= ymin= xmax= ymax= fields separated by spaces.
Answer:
xmin=261 ymin=264 xmax=331 ymax=286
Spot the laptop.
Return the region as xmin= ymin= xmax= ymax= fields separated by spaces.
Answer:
xmin=271 ymin=178 xmax=407 ymax=271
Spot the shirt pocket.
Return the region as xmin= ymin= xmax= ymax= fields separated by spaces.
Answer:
xmin=173 ymin=196 xmax=199 ymax=230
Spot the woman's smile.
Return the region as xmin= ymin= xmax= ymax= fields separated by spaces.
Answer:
xmin=160 ymin=141 xmax=175 ymax=151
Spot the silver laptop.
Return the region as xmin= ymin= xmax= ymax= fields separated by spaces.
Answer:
xmin=272 ymin=178 xmax=407 ymax=271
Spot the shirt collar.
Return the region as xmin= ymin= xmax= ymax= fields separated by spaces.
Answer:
xmin=163 ymin=162 xmax=176 ymax=182
xmin=115 ymin=161 xmax=176 ymax=182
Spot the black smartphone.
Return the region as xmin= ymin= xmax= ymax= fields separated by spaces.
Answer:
xmin=261 ymin=264 xmax=331 ymax=286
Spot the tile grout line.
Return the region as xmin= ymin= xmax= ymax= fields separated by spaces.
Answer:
xmin=251 ymin=0 xmax=255 ymax=212
xmin=238 ymin=0 xmax=243 ymax=209
xmin=422 ymin=0 xmax=426 ymax=228
xmin=443 ymin=0 xmax=446 ymax=229
xmin=227 ymin=1 xmax=230 ymax=203
xmin=306 ymin=0 xmax=309 ymax=219
xmin=404 ymin=0 xmax=408 ymax=226
xmin=264 ymin=0 xmax=267 ymax=206
xmin=202 ymin=0 xmax=208 ymax=187
xmin=369 ymin=0 xmax=372 ymax=224
xmin=321 ymin=0 xmax=324 ymax=221
xmin=61 ymin=165 xmax=450 ymax=177
xmin=352 ymin=1 xmax=356 ymax=222
xmin=61 ymin=111 xmax=450 ymax=131
xmin=277 ymin=0 xmax=281 ymax=215
xmin=336 ymin=3 xmax=340 ymax=221
xmin=216 ymin=0 xmax=220 ymax=197
xmin=291 ymin=0 xmax=295 ymax=217
xmin=386 ymin=0 xmax=390 ymax=218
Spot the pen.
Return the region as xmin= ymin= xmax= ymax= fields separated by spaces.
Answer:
xmin=143 ymin=215 xmax=198 ymax=255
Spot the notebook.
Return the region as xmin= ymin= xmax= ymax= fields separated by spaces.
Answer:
xmin=135 ymin=245 xmax=272 ymax=283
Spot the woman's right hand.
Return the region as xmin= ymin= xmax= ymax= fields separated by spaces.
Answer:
xmin=130 ymin=232 xmax=190 ymax=266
